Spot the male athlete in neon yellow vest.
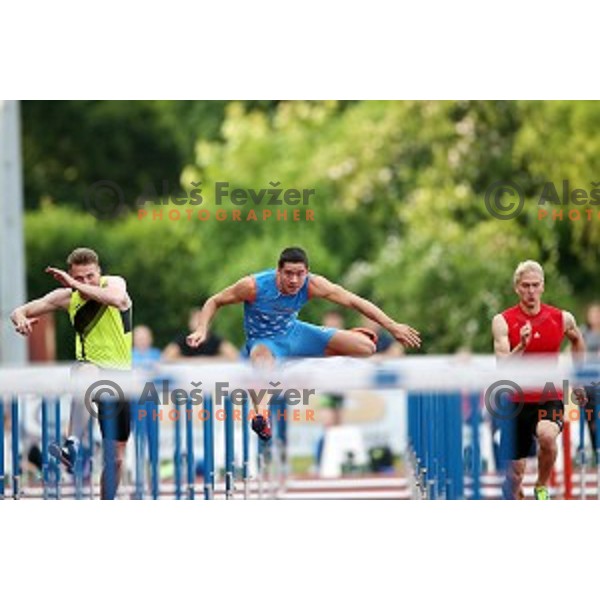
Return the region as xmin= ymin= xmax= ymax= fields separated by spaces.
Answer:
xmin=10 ymin=247 xmax=132 ymax=500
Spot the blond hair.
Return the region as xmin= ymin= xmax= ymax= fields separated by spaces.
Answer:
xmin=513 ymin=260 xmax=544 ymax=286
xmin=66 ymin=247 xmax=99 ymax=268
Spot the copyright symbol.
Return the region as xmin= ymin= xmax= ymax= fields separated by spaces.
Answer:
xmin=484 ymin=180 xmax=524 ymax=220
xmin=84 ymin=379 xmax=125 ymax=420
xmin=484 ymin=380 xmax=524 ymax=421
xmin=85 ymin=180 xmax=126 ymax=220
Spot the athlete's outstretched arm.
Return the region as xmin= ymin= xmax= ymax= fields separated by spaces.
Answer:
xmin=187 ymin=277 xmax=255 ymax=349
xmin=10 ymin=288 xmax=71 ymax=336
xmin=45 ymin=267 xmax=130 ymax=310
xmin=309 ymin=275 xmax=421 ymax=348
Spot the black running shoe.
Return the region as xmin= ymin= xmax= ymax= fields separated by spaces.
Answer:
xmin=49 ymin=438 xmax=79 ymax=474
xmin=251 ymin=415 xmax=272 ymax=442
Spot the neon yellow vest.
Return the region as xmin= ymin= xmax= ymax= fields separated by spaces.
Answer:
xmin=68 ymin=276 xmax=132 ymax=370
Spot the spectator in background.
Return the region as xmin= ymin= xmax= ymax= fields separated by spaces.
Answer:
xmin=582 ymin=303 xmax=600 ymax=358
xmin=319 ymin=310 xmax=347 ymax=426
xmin=581 ymin=303 xmax=600 ymax=450
xmin=163 ymin=307 xmax=239 ymax=361
xmin=322 ymin=309 xmax=345 ymax=331
xmin=132 ymin=324 xmax=161 ymax=368
xmin=132 ymin=324 xmax=161 ymax=487
xmin=316 ymin=310 xmax=346 ymax=467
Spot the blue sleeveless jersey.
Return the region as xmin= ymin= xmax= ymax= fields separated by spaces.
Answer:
xmin=244 ymin=269 xmax=310 ymax=340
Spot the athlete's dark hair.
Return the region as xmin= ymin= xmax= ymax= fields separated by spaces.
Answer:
xmin=278 ymin=247 xmax=309 ymax=269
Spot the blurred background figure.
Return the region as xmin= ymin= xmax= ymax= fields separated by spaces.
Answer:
xmin=581 ymin=303 xmax=600 ymax=451
xmin=359 ymin=316 xmax=404 ymax=358
xmin=132 ymin=324 xmax=161 ymax=368
xmin=322 ymin=309 xmax=345 ymax=331
xmin=582 ymin=303 xmax=600 ymax=358
xmin=316 ymin=311 xmax=347 ymax=468
xmin=162 ymin=307 xmax=239 ymax=361
xmin=316 ymin=311 xmax=406 ymax=473
xmin=319 ymin=310 xmax=347 ymax=427
xmin=131 ymin=324 xmax=161 ymax=493
xmin=160 ymin=307 xmax=238 ymax=482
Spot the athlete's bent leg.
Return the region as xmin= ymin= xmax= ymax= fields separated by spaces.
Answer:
xmin=504 ymin=458 xmax=526 ymax=499
xmin=249 ymin=343 xmax=276 ymax=371
xmin=97 ymin=398 xmax=131 ymax=499
xmin=248 ymin=344 xmax=276 ymax=441
xmin=50 ymin=362 xmax=99 ymax=472
xmin=325 ymin=330 xmax=376 ymax=357
xmin=101 ymin=440 xmax=127 ymax=500
xmin=68 ymin=362 xmax=99 ymax=438
xmin=535 ymin=420 xmax=560 ymax=488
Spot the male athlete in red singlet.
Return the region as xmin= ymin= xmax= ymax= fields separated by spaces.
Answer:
xmin=492 ymin=260 xmax=587 ymax=500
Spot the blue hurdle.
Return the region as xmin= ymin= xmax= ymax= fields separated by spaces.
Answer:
xmin=242 ymin=393 xmax=250 ymax=499
xmin=0 ymin=400 xmax=5 ymax=499
xmin=224 ymin=396 xmax=235 ymax=500
xmin=11 ymin=397 xmax=20 ymax=499
xmin=149 ymin=406 xmax=160 ymax=499
xmin=203 ymin=394 xmax=215 ymax=499
xmin=54 ymin=398 xmax=62 ymax=499
xmin=41 ymin=399 xmax=49 ymax=499
xmin=407 ymin=391 xmax=464 ymax=500
xmin=185 ymin=395 xmax=195 ymax=500
xmin=133 ymin=401 xmax=145 ymax=499
xmin=595 ymin=392 xmax=600 ymax=499
xmin=579 ymin=406 xmax=586 ymax=500
xmin=101 ymin=400 xmax=118 ymax=500
xmin=1 ymin=361 xmax=399 ymax=500
xmin=0 ymin=377 xmax=263 ymax=500
xmin=88 ymin=408 xmax=95 ymax=499
xmin=174 ymin=403 xmax=182 ymax=500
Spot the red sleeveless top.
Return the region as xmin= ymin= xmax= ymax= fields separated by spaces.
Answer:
xmin=501 ymin=303 xmax=564 ymax=402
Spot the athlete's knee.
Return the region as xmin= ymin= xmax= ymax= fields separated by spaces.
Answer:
xmin=250 ymin=344 xmax=275 ymax=365
xmin=508 ymin=459 xmax=525 ymax=480
xmin=537 ymin=421 xmax=559 ymax=451
xmin=102 ymin=454 xmax=124 ymax=478
xmin=103 ymin=441 xmax=126 ymax=462
xmin=354 ymin=336 xmax=376 ymax=357
xmin=250 ymin=344 xmax=273 ymax=359
xmin=537 ymin=431 xmax=557 ymax=454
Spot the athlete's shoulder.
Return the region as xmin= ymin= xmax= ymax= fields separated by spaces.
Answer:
xmin=235 ymin=275 xmax=257 ymax=303
xmin=252 ymin=268 xmax=276 ymax=279
xmin=540 ymin=303 xmax=563 ymax=316
xmin=103 ymin=274 xmax=128 ymax=287
xmin=103 ymin=274 xmax=132 ymax=310
xmin=250 ymin=269 xmax=276 ymax=291
xmin=560 ymin=309 xmax=577 ymax=331
xmin=308 ymin=274 xmax=340 ymax=300
xmin=500 ymin=304 xmax=519 ymax=319
xmin=307 ymin=273 xmax=327 ymax=289
xmin=491 ymin=312 xmax=508 ymax=331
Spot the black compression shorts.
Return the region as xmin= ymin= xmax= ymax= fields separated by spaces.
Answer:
xmin=500 ymin=400 xmax=564 ymax=461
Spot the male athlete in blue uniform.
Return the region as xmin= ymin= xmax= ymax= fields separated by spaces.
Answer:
xmin=187 ymin=247 xmax=421 ymax=440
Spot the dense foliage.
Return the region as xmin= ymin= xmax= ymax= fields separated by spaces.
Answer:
xmin=22 ymin=101 xmax=600 ymax=357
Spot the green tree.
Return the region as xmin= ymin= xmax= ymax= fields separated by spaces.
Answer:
xmin=23 ymin=100 xmax=597 ymax=359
